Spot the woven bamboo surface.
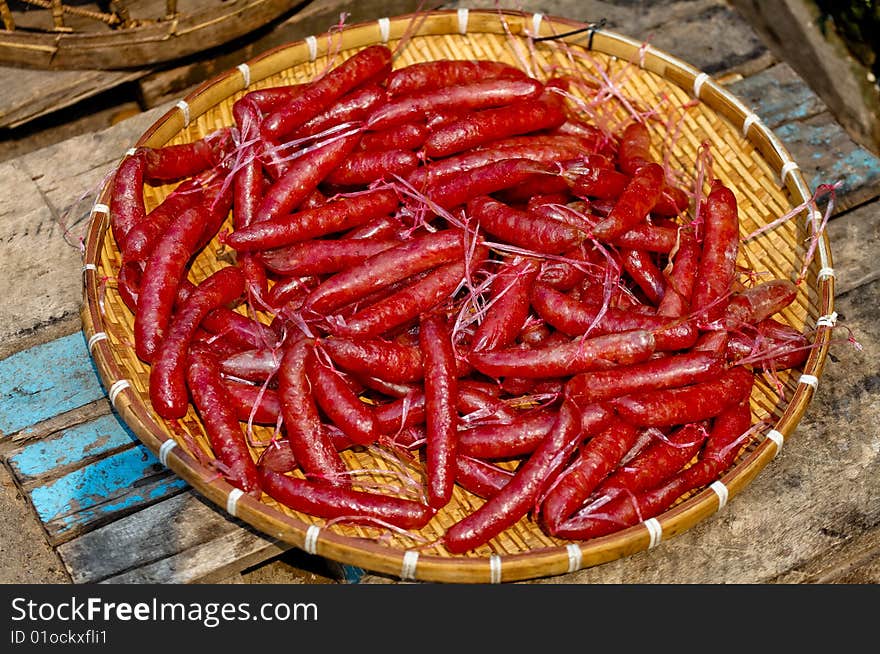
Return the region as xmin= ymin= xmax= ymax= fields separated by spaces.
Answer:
xmin=80 ymin=9 xmax=835 ymax=583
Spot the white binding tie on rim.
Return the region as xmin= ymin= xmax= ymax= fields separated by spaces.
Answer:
xmin=766 ymin=429 xmax=785 ymax=456
xmin=176 ymin=99 xmax=191 ymax=127
xmin=818 ymin=267 xmax=836 ymax=281
xmin=108 ymin=379 xmax=130 ymax=408
xmin=799 ymin=374 xmax=819 ymax=389
xmin=237 ymin=63 xmax=251 ymax=88
xmin=306 ymin=35 xmax=318 ymax=61
xmin=92 ymin=203 xmax=110 ymax=216
xmin=457 ymin=7 xmax=469 ymax=35
xmin=780 ymin=160 xmax=799 ymax=186
xmin=401 ymin=550 xmax=419 ymax=581
xmin=566 ymin=543 xmax=582 ymax=573
xmin=87 ymin=332 xmax=107 ymax=352
xmin=692 ymin=72 xmax=709 ymax=99
xmin=489 ymin=554 xmax=502 ymax=583
xmin=82 ymin=263 xmax=98 ymax=274
xmin=710 ymin=480 xmax=729 ymax=510
xmin=531 ymin=12 xmax=544 ymax=37
xmin=159 ymin=439 xmax=177 ymax=467
xmin=226 ymin=488 xmax=244 ymax=517
xmin=644 ymin=518 xmax=663 ymax=549
xmin=125 ymin=148 xmax=138 ymax=157
xmin=741 ymin=113 xmax=760 ymax=138
xmin=378 ymin=17 xmax=391 ymax=43
xmin=817 ymin=312 xmax=838 ymax=328
xmin=304 ymin=525 xmax=320 ymax=555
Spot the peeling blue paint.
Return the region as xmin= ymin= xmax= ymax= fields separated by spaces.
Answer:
xmin=10 ymin=413 xmax=137 ymax=481
xmin=776 ymin=121 xmax=880 ymax=196
xmin=0 ymin=332 xmax=105 ymax=436
xmin=28 ymin=445 xmax=188 ymax=531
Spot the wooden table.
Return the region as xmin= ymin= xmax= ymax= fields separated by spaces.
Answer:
xmin=1 ymin=1 xmax=879 ymax=584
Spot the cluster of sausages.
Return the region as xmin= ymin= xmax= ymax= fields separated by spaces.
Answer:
xmin=107 ymin=43 xmax=811 ymax=553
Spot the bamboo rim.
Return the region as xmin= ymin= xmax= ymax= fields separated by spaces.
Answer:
xmin=80 ymin=9 xmax=835 ymax=584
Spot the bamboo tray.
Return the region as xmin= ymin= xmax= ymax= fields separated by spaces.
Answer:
xmin=80 ymin=9 xmax=836 ymax=583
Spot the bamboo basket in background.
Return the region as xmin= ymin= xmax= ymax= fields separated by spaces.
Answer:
xmin=80 ymin=9 xmax=835 ymax=584
xmin=0 ymin=0 xmax=297 ymax=69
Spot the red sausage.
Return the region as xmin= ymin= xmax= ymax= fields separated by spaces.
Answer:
xmin=186 ymin=344 xmax=261 ymax=497
xmin=386 ymin=59 xmax=528 ymax=96
xmin=324 ymin=149 xmax=419 ymax=187
xmin=455 ymin=456 xmax=515 ymax=499
xmin=367 ymin=78 xmax=543 ymax=131
xmin=259 ymin=468 xmax=434 ymax=530
xmin=530 ymin=284 xmax=698 ymax=351
xmin=467 ymin=329 xmax=656 ymax=379
xmin=121 ymin=177 xmax=204 ymax=263
xmin=150 ymin=266 xmax=245 ymax=419
xmin=442 ymin=397 xmax=583 ymax=554
xmin=138 ymin=127 xmax=235 ymax=183
xmin=466 ymin=195 xmax=586 ymax=254
xmin=227 ymin=188 xmax=400 ymax=251
xmin=109 ymin=152 xmax=147 ymax=251
xmin=255 ymin=131 xmax=361 ymax=223
xmin=277 ymin=337 xmax=350 ymax=486
xmin=690 ymin=181 xmax=740 ymax=324
xmin=611 ymin=365 xmax=754 ymax=427
xmin=329 ymin=256 xmax=480 ymax=339
xmin=134 ymin=204 xmax=208 ymax=362
xmin=539 ymin=416 xmax=641 ymax=532
xmin=261 ymin=45 xmax=393 ymax=143
xmin=304 ymin=229 xmax=467 ymax=315
xmin=419 ymin=312 xmax=459 ymax=509
xmin=260 ymin=237 xmax=401 ymax=277
xmin=591 ymin=163 xmax=665 ymax=241
xmin=422 ymin=98 xmax=567 ymax=158
xmin=565 ymin=350 xmax=725 ymax=405
xmin=320 ymin=336 xmax=424 ymax=383
xmin=470 ymin=257 xmax=540 ymax=352
xmin=306 ymin=355 xmax=378 ymax=446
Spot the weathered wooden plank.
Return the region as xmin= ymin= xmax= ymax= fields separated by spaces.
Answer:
xmin=631 ymin=2 xmax=773 ymax=77
xmin=103 ymin=527 xmax=287 ymax=585
xmin=15 ymin=102 xmax=174 ymax=221
xmin=0 ymin=332 xmax=106 ymax=438
xmin=55 ymin=490 xmax=283 ymax=584
xmin=772 ymin=526 xmax=880 ymax=584
xmin=0 ymin=106 xmax=171 ymax=357
xmin=775 ymin=113 xmax=880 ymax=214
xmin=9 ymin=399 xmax=110 ymax=448
xmin=826 ymin=200 xmax=880 ymax=296
xmin=728 ymin=0 xmax=880 ymax=160
xmin=27 ymin=444 xmax=189 ymax=545
xmin=8 ymin=413 xmax=136 ymax=484
xmin=725 ymin=62 xmax=827 ymax=129
xmin=0 ymin=68 xmax=146 ymax=130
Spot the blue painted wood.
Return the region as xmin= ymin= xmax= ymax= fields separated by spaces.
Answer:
xmin=775 ymin=115 xmax=880 ymax=209
xmin=339 ymin=565 xmax=366 ymax=584
xmin=28 ymin=444 xmax=189 ymax=543
xmin=9 ymin=413 xmax=137 ymax=482
xmin=0 ymin=332 xmax=105 ymax=437
xmin=727 ymin=63 xmax=826 ymax=129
